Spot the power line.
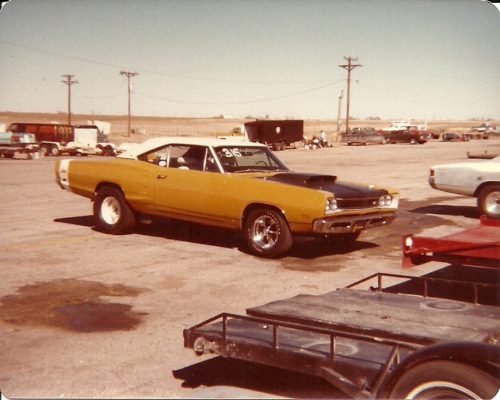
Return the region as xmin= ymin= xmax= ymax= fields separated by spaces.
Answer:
xmin=0 ymin=39 xmax=335 ymax=86
xmin=134 ymin=80 xmax=344 ymax=106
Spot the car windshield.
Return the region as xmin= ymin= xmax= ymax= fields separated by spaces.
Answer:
xmin=214 ymin=145 xmax=289 ymax=173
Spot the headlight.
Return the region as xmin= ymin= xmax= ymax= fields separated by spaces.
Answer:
xmin=378 ymin=194 xmax=393 ymax=207
xmin=325 ymin=198 xmax=338 ymax=213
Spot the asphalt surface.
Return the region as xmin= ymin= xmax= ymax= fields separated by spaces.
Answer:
xmin=0 ymin=139 xmax=498 ymax=398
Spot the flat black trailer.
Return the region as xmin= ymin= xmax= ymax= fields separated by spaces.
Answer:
xmin=183 ymin=222 xmax=500 ymax=399
xmin=244 ymin=120 xmax=303 ymax=151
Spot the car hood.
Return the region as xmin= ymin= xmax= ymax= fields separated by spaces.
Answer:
xmin=262 ymin=172 xmax=388 ymax=198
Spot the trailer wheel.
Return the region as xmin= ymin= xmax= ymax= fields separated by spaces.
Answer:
xmin=477 ymin=184 xmax=500 ymax=219
xmin=93 ymin=186 xmax=136 ymax=234
xmin=50 ymin=145 xmax=60 ymax=156
xmin=244 ymin=208 xmax=292 ymax=258
xmin=39 ymin=145 xmax=49 ymax=157
xmin=388 ymin=360 xmax=499 ymax=400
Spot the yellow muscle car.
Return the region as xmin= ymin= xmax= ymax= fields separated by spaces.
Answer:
xmin=55 ymin=137 xmax=398 ymax=258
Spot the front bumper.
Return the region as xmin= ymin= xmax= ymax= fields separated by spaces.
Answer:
xmin=312 ymin=212 xmax=396 ymax=234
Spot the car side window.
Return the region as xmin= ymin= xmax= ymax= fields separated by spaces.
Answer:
xmin=139 ymin=144 xmax=220 ymax=172
xmin=168 ymin=145 xmax=208 ymax=171
xmin=139 ymin=146 xmax=170 ymax=165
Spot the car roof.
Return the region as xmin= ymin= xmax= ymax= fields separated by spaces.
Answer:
xmin=118 ymin=136 xmax=266 ymax=159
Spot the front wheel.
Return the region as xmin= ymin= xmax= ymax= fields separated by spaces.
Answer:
xmin=477 ymin=185 xmax=500 ymax=219
xmin=93 ymin=186 xmax=136 ymax=234
xmin=244 ymin=208 xmax=293 ymax=258
xmin=388 ymin=361 xmax=499 ymax=399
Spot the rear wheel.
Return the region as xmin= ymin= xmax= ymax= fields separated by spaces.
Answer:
xmin=93 ymin=186 xmax=136 ymax=234
xmin=389 ymin=361 xmax=499 ymax=400
xmin=40 ymin=145 xmax=49 ymax=157
xmin=477 ymin=185 xmax=500 ymax=219
xmin=244 ymin=208 xmax=293 ymax=258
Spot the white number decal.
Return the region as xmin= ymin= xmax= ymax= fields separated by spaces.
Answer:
xmin=221 ymin=148 xmax=242 ymax=157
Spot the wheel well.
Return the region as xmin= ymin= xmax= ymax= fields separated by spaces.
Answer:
xmin=241 ymin=203 xmax=287 ymax=229
xmin=473 ymin=181 xmax=500 ymax=197
xmin=377 ymin=342 xmax=500 ymax=398
xmin=94 ymin=182 xmax=124 ymax=200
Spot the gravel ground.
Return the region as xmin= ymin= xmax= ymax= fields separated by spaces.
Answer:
xmin=0 ymin=138 xmax=498 ymax=398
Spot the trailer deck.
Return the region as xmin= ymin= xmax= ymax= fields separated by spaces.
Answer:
xmin=183 ymin=219 xmax=500 ymax=398
xmin=246 ymin=288 xmax=500 ymax=345
xmin=184 ymin=286 xmax=500 ymax=397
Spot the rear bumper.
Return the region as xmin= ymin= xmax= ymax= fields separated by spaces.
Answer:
xmin=312 ymin=212 xmax=396 ymax=234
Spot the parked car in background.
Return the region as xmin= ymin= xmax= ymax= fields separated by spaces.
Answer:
xmin=472 ymin=123 xmax=496 ymax=133
xmin=0 ymin=132 xmax=39 ymax=159
xmin=429 ymin=156 xmax=500 ymax=219
xmin=441 ymin=132 xmax=469 ymax=142
xmin=55 ymin=137 xmax=399 ymax=258
xmin=383 ymin=129 xmax=429 ymax=144
xmin=342 ymin=128 xmax=384 ymax=146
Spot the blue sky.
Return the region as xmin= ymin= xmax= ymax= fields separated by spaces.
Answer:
xmin=0 ymin=0 xmax=499 ymax=120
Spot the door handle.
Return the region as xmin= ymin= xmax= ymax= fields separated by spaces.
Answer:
xmin=156 ymin=174 xmax=168 ymax=179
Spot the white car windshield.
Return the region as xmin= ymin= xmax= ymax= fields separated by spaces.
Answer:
xmin=214 ymin=146 xmax=289 ymax=173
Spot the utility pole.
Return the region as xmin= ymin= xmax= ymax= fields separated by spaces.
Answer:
xmin=120 ymin=70 xmax=139 ymax=138
xmin=61 ymin=74 xmax=78 ymax=125
xmin=336 ymin=90 xmax=344 ymax=141
xmin=338 ymin=57 xmax=361 ymax=135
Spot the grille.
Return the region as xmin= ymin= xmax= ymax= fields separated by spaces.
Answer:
xmin=337 ymin=197 xmax=379 ymax=209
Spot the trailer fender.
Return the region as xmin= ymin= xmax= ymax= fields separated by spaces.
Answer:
xmin=377 ymin=341 xmax=500 ymax=398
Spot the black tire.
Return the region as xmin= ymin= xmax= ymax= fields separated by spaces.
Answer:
xmin=477 ymin=185 xmax=500 ymax=219
xmin=244 ymin=208 xmax=293 ymax=258
xmin=40 ymin=145 xmax=49 ymax=157
xmin=50 ymin=146 xmax=60 ymax=156
xmin=389 ymin=360 xmax=499 ymax=399
xmin=93 ymin=186 xmax=136 ymax=234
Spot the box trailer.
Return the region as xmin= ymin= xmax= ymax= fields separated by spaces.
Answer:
xmin=7 ymin=123 xmax=116 ymax=156
xmin=244 ymin=120 xmax=304 ymax=151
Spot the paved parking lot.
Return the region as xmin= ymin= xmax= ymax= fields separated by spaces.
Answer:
xmin=1 ymin=139 xmax=498 ymax=398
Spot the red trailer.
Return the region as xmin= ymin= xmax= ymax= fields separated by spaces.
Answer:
xmin=402 ymin=216 xmax=500 ymax=269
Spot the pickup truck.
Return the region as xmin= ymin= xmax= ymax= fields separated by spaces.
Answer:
xmin=382 ymin=129 xmax=429 ymax=144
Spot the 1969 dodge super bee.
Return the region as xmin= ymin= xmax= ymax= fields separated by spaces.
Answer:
xmin=55 ymin=137 xmax=398 ymax=257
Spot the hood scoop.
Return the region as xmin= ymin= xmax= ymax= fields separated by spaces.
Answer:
xmin=265 ymin=173 xmax=337 ymax=189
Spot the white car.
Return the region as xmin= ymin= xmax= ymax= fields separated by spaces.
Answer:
xmin=429 ymin=156 xmax=500 ymax=219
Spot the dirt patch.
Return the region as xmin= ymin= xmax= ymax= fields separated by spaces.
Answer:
xmin=0 ymin=279 xmax=148 ymax=332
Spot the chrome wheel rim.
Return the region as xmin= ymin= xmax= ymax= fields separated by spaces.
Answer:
xmin=251 ymin=215 xmax=280 ymax=251
xmin=101 ymin=196 xmax=121 ymax=225
xmin=484 ymin=191 xmax=500 ymax=217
